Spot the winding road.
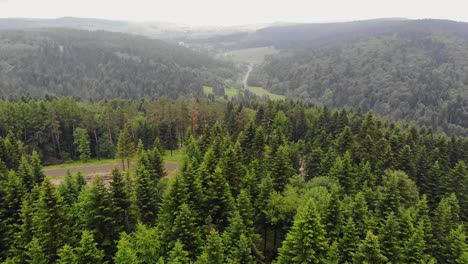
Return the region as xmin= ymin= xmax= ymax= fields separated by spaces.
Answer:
xmin=243 ymin=64 xmax=253 ymax=89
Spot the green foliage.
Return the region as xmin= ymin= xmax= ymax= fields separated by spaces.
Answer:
xmin=31 ymin=180 xmax=71 ymax=263
xmin=276 ymin=199 xmax=329 ymax=263
xmin=75 ymin=230 xmax=106 ymax=264
xmin=56 ymin=245 xmax=77 ymax=264
xmin=196 ymin=229 xmax=225 ymax=264
xmin=114 ymin=233 xmax=138 ymax=264
xmin=167 ymin=241 xmax=190 ymax=264
xmin=73 ymin=128 xmax=91 ymax=162
xmin=116 ymin=127 xmax=135 ymax=170
xmin=353 ymin=231 xmax=388 ymax=264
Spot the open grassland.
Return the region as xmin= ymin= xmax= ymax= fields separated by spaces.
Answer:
xmin=247 ymin=86 xmax=285 ymax=100
xmin=202 ymin=85 xmax=214 ymax=95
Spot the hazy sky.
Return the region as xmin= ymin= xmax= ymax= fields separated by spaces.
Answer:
xmin=1 ymin=0 xmax=467 ymax=26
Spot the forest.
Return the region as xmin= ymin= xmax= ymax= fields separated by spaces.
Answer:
xmin=0 ymin=28 xmax=238 ymax=100
xmin=245 ymin=19 xmax=468 ymax=137
xmin=0 ymin=98 xmax=467 ymax=263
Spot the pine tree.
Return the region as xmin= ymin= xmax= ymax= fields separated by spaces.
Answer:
xmin=230 ymin=234 xmax=255 ymax=264
xmin=432 ymin=193 xmax=460 ymax=260
xmin=203 ymin=167 xmax=234 ymax=229
xmin=402 ymin=222 xmax=427 ymax=264
xmin=132 ymin=223 xmax=163 ymax=263
xmin=276 ymin=199 xmax=329 ymax=264
xmin=77 ymin=177 xmax=119 ymax=258
xmin=171 ymin=203 xmax=203 ymax=258
xmin=135 ymin=160 xmax=160 ymax=225
xmin=29 ymin=151 xmax=44 ymax=186
xmin=445 ymin=161 xmax=468 ymax=221
xmin=269 ymin=145 xmax=294 ymax=192
xmin=116 ymin=127 xmax=135 ymax=170
xmin=324 ymin=187 xmax=343 ymax=240
xmin=353 ymin=231 xmax=388 ymax=264
xmin=74 ymin=127 xmax=91 ymax=162
xmin=329 ymin=151 xmax=356 ymax=194
xmin=17 ymin=155 xmax=33 ymax=192
xmin=379 ymin=212 xmax=402 ymax=263
xmin=335 ymin=126 xmax=354 ymax=155
xmin=56 ymin=245 xmax=77 ymax=264
xmin=0 ymin=170 xmax=25 ymax=259
xmin=114 ymin=233 xmax=138 ymax=264
xmin=25 ymin=238 xmax=47 ymax=264
xmin=110 ymin=168 xmax=132 ymax=232
xmin=167 ymin=241 xmax=190 ymax=264
xmin=338 ymin=217 xmax=359 ymax=263
xmin=32 ymin=180 xmax=70 ymax=263
xmin=236 ymin=189 xmax=255 ymax=229
xmin=75 ymin=230 xmax=105 ymax=264
xmin=444 ymin=225 xmax=468 ymax=264
xmin=58 ymin=171 xmax=79 ymax=207
xmin=11 ymin=196 xmax=35 ymax=263
xmin=196 ymin=229 xmax=225 ymax=264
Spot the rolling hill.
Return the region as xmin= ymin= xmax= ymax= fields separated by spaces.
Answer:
xmin=0 ymin=28 xmax=238 ymax=99
xmin=239 ymin=19 xmax=468 ymax=136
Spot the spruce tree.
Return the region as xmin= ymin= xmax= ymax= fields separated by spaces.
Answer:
xmin=402 ymin=222 xmax=428 ymax=264
xmin=75 ymin=230 xmax=105 ymax=264
xmin=74 ymin=128 xmax=91 ymax=162
xmin=56 ymin=245 xmax=77 ymax=264
xmin=114 ymin=233 xmax=138 ymax=264
xmin=196 ymin=229 xmax=225 ymax=264
xmin=167 ymin=241 xmax=190 ymax=264
xmin=32 ymin=180 xmax=70 ymax=263
xmin=204 ymin=166 xmax=234 ymax=229
xmin=110 ymin=168 xmax=132 ymax=232
xmin=379 ymin=212 xmax=402 ymax=263
xmin=269 ymin=145 xmax=294 ymax=192
xmin=338 ymin=217 xmax=359 ymax=263
xmin=29 ymin=151 xmax=44 ymax=186
xmin=116 ymin=127 xmax=135 ymax=170
xmin=77 ymin=177 xmax=119 ymax=258
xmin=135 ymin=164 xmax=159 ymax=226
xmin=353 ymin=231 xmax=388 ymax=264
xmin=329 ymin=151 xmax=356 ymax=194
xmin=25 ymin=238 xmax=47 ymax=264
xmin=276 ymin=199 xmax=329 ymax=264
xmin=171 ymin=203 xmax=203 ymax=258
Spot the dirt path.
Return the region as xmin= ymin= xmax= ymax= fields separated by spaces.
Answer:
xmin=243 ymin=64 xmax=253 ymax=89
xmin=45 ymin=161 xmax=179 ymax=185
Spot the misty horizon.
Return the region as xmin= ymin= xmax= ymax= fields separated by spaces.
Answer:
xmin=0 ymin=0 xmax=467 ymax=26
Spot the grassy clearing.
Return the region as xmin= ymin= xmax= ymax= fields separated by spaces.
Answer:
xmin=220 ymin=46 xmax=279 ymax=64
xmin=247 ymin=86 xmax=285 ymax=100
xmin=163 ymin=149 xmax=183 ymax=163
xmin=44 ymin=158 xmax=117 ymax=170
xmin=224 ymin=87 xmax=240 ymax=97
xmin=203 ymin=86 xmax=213 ymax=95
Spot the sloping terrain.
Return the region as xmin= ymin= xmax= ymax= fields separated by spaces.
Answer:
xmin=243 ymin=19 xmax=468 ymax=136
xmin=0 ymin=28 xmax=237 ymax=99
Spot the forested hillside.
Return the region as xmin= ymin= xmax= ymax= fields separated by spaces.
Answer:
xmin=0 ymin=28 xmax=237 ymax=100
xmin=0 ymin=98 xmax=468 ymax=263
xmin=243 ymin=19 xmax=468 ymax=136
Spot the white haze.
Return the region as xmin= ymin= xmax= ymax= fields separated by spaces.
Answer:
xmin=1 ymin=0 xmax=468 ymax=26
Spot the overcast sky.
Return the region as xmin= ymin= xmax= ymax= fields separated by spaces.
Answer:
xmin=0 ymin=0 xmax=467 ymax=26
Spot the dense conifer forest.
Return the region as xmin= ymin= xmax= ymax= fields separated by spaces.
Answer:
xmin=0 ymin=98 xmax=467 ymax=263
xmin=0 ymin=29 xmax=238 ymax=100
xmin=246 ymin=20 xmax=468 ymax=136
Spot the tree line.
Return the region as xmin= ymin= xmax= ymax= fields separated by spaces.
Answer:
xmin=0 ymin=99 xmax=467 ymax=263
xmin=248 ymin=23 xmax=468 ymax=137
